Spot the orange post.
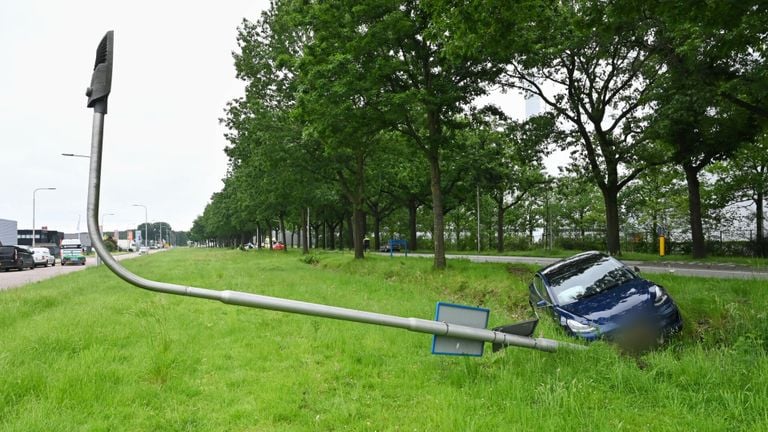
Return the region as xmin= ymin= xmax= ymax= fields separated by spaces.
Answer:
xmin=659 ymin=235 xmax=665 ymax=257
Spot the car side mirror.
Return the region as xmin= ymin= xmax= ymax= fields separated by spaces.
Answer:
xmin=535 ymin=299 xmax=550 ymax=308
xmin=633 ymin=266 xmax=641 ymax=273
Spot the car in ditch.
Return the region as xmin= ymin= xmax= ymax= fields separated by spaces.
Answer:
xmin=0 ymin=245 xmax=35 ymax=271
xmin=528 ymin=251 xmax=682 ymax=346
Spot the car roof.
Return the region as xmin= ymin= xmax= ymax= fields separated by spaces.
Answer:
xmin=539 ymin=251 xmax=609 ymax=280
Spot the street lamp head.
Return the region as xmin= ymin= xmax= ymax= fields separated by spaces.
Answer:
xmin=32 ymin=187 xmax=56 ymax=248
xmin=61 ymin=153 xmax=90 ymax=158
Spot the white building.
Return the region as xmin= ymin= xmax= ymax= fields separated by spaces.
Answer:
xmin=525 ymin=94 xmax=542 ymax=118
xmin=0 ymin=218 xmax=18 ymax=246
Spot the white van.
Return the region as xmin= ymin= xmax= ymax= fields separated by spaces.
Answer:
xmin=31 ymin=247 xmax=55 ymax=267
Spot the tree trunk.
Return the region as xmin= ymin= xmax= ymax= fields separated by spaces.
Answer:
xmin=756 ymin=190 xmax=764 ymax=243
xmin=601 ymin=186 xmax=621 ymax=256
xmin=353 ymin=207 xmax=365 ymax=259
xmin=301 ymin=209 xmax=309 ymax=254
xmin=314 ymin=223 xmax=322 ymax=250
xmin=427 ymin=153 xmax=446 ymax=269
xmin=346 ymin=215 xmax=354 ymax=250
xmin=496 ymin=199 xmax=506 ymax=253
xmin=684 ymin=165 xmax=707 ymax=259
xmin=279 ymin=213 xmax=287 ymax=251
xmin=372 ymin=206 xmax=382 ymax=251
xmin=327 ymin=222 xmax=337 ymax=250
xmin=408 ymin=198 xmax=418 ymax=251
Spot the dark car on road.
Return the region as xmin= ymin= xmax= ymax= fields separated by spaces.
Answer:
xmin=529 ymin=251 xmax=682 ymax=345
xmin=0 ymin=246 xmax=36 ymax=272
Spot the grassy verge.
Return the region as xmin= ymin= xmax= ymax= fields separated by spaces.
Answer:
xmin=1 ymin=248 xmax=766 ymax=431
xmin=445 ymin=247 xmax=768 ymax=268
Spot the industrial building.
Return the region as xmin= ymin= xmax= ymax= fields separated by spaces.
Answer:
xmin=0 ymin=218 xmax=17 ymax=246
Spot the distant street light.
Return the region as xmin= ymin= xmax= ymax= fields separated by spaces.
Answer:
xmin=132 ymin=204 xmax=148 ymax=247
xmin=100 ymin=213 xmax=115 ymax=238
xmin=32 ymin=187 xmax=56 ymax=248
xmin=61 ymin=153 xmax=90 ymax=158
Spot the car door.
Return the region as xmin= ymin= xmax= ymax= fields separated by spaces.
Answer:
xmin=529 ymin=274 xmax=555 ymax=315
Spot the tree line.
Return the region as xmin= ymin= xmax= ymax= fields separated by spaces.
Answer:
xmin=189 ymin=0 xmax=767 ymax=266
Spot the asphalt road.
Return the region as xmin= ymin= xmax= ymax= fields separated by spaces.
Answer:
xmin=4 ymin=249 xmax=765 ymax=293
xmin=393 ymin=253 xmax=768 ymax=280
xmin=0 ymin=249 xmax=162 ymax=291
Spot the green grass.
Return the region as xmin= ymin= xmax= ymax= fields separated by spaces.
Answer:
xmin=448 ymin=247 xmax=768 ymax=268
xmin=1 ymin=248 xmax=767 ymax=431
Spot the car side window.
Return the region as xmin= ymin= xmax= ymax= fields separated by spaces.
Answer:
xmin=534 ymin=275 xmax=553 ymax=304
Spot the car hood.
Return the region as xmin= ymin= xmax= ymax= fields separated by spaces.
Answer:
xmin=558 ymin=279 xmax=655 ymax=327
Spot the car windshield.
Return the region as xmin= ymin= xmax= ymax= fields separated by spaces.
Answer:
xmin=543 ymin=254 xmax=636 ymax=305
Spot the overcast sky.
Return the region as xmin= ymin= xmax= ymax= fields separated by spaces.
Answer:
xmin=1 ymin=1 xmax=537 ymax=235
xmin=0 ymin=0 xmax=271 ymax=233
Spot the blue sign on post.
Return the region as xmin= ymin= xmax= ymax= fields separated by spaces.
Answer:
xmin=388 ymin=239 xmax=408 ymax=257
xmin=431 ymin=302 xmax=490 ymax=357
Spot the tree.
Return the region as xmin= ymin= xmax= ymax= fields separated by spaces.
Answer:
xmin=103 ymin=234 xmax=118 ymax=252
xmin=463 ymin=112 xmax=551 ymax=251
xmin=305 ymin=1 xmax=512 ymax=268
xmin=295 ymin=3 xmax=396 ymax=259
xmin=501 ymin=1 xmax=661 ymax=256
xmin=711 ymin=134 xmax=768 ymax=253
xmin=224 ymin=1 xmax=326 ymax=254
xmin=643 ymin=0 xmax=761 ymax=258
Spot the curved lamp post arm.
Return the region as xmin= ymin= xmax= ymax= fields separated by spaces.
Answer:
xmin=85 ymin=30 xmax=582 ymax=355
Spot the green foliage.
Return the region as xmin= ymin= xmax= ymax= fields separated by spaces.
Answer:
xmin=103 ymin=234 xmax=118 ymax=252
xmin=299 ymin=253 xmax=320 ymax=265
xmin=192 ymin=0 xmax=768 ymax=262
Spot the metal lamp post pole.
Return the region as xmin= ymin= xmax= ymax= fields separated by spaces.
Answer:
xmin=32 ymin=187 xmax=56 ymax=248
xmin=96 ymin=212 xmax=114 ymax=266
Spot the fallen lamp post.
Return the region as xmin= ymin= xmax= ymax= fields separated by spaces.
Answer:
xmin=84 ymin=30 xmax=584 ymax=357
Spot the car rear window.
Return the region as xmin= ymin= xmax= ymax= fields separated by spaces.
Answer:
xmin=544 ymin=254 xmax=636 ymax=305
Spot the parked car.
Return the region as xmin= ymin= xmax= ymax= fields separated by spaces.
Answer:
xmin=139 ymin=246 xmax=150 ymax=255
xmin=61 ymin=245 xmax=86 ymax=266
xmin=273 ymin=242 xmax=285 ymax=250
xmin=378 ymin=242 xmax=402 ymax=252
xmin=0 ymin=245 xmax=35 ymax=271
xmin=529 ymin=251 xmax=682 ymax=346
xmin=31 ymin=247 xmax=55 ymax=267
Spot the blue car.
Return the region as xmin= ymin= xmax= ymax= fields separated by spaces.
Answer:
xmin=529 ymin=251 xmax=682 ymax=344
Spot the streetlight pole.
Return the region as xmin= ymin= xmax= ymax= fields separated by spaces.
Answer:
xmin=32 ymin=187 xmax=56 ymax=248
xmin=100 ymin=212 xmax=115 ymax=238
xmin=96 ymin=212 xmax=114 ymax=266
xmin=132 ymin=204 xmax=148 ymax=247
